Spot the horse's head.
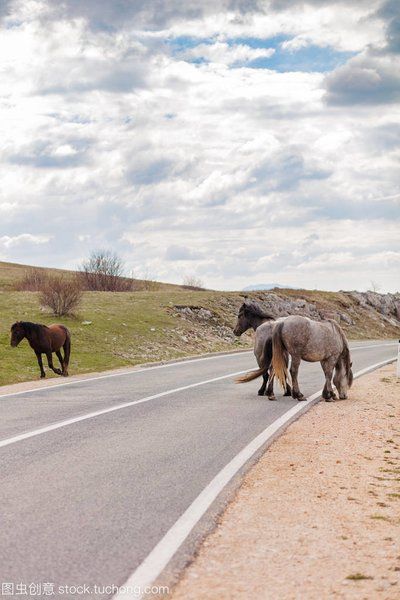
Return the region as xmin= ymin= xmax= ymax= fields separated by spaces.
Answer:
xmin=334 ymin=357 xmax=353 ymax=399
xmin=10 ymin=322 xmax=26 ymax=347
xmin=233 ymin=301 xmax=274 ymax=336
xmin=233 ymin=303 xmax=251 ymax=336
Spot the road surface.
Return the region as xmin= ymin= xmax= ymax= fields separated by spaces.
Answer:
xmin=0 ymin=340 xmax=397 ymax=598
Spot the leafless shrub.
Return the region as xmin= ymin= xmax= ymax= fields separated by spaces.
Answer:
xmin=137 ymin=268 xmax=161 ymax=291
xmin=79 ymin=250 xmax=132 ymax=291
xmin=15 ymin=267 xmax=48 ymax=291
xmin=182 ymin=275 xmax=205 ymax=290
xmin=40 ymin=275 xmax=83 ymax=316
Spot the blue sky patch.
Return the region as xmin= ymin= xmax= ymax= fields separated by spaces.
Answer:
xmin=168 ymin=34 xmax=356 ymax=73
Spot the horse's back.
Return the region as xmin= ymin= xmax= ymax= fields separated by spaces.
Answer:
xmin=48 ymin=324 xmax=69 ymax=351
xmin=281 ymin=315 xmax=342 ymax=361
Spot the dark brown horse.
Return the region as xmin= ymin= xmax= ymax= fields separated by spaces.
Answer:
xmin=233 ymin=301 xmax=291 ymax=399
xmin=10 ymin=322 xmax=71 ymax=378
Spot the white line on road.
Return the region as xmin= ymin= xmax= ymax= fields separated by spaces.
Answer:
xmin=0 ymin=351 xmax=253 ymax=400
xmin=0 ymin=344 xmax=396 ymax=449
xmin=0 ymin=369 xmax=249 ymax=450
xmin=0 ymin=342 xmax=396 ymax=400
xmin=113 ymin=356 xmax=396 ymax=600
xmin=351 ymin=343 xmax=397 ymax=350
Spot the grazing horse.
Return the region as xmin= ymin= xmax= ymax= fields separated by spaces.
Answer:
xmin=272 ymin=315 xmax=353 ymax=402
xmin=233 ymin=302 xmax=291 ymax=400
xmin=10 ymin=321 xmax=71 ymax=378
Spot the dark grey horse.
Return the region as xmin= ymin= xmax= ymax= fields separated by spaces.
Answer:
xmin=272 ymin=315 xmax=353 ymax=402
xmin=233 ymin=302 xmax=291 ymax=400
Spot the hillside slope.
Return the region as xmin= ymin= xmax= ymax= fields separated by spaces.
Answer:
xmin=0 ymin=260 xmax=183 ymax=291
xmin=0 ymin=274 xmax=399 ymax=386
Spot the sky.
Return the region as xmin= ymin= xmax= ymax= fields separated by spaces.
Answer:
xmin=0 ymin=0 xmax=399 ymax=292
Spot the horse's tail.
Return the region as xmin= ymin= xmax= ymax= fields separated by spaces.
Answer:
xmin=236 ymin=339 xmax=272 ymax=383
xmin=272 ymin=321 xmax=289 ymax=391
xmin=62 ymin=326 xmax=71 ymax=375
xmin=334 ymin=323 xmax=353 ymax=387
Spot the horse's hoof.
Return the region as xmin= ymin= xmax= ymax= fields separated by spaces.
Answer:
xmin=284 ymin=391 xmax=291 ymax=396
xmin=63 ymin=372 xmax=69 ymax=377
xmin=40 ymin=374 xmax=46 ymax=379
xmin=268 ymin=395 xmax=277 ymax=401
xmin=258 ymin=390 xmax=265 ymax=396
xmin=325 ymin=397 xmax=335 ymax=402
xmin=297 ymin=395 xmax=306 ymax=401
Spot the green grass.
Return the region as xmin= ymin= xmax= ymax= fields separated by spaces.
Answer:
xmin=0 ymin=289 xmax=250 ymax=386
xmin=1 ymin=259 xmax=399 ymax=387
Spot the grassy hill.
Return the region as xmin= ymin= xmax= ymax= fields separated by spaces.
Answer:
xmin=0 ymin=261 xmax=399 ymax=387
xmin=0 ymin=260 xmax=182 ymax=292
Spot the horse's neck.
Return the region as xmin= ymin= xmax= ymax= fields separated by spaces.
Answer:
xmin=24 ymin=326 xmax=41 ymax=344
xmin=252 ymin=316 xmax=269 ymax=330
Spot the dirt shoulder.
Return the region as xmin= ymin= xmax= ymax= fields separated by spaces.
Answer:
xmin=170 ymin=363 xmax=400 ymax=600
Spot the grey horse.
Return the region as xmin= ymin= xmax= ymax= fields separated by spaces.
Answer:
xmin=233 ymin=302 xmax=291 ymax=400
xmin=272 ymin=315 xmax=353 ymax=402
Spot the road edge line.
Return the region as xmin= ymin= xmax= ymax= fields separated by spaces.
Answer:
xmin=113 ymin=356 xmax=396 ymax=600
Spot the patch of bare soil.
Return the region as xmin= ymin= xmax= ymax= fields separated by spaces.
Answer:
xmin=170 ymin=363 xmax=400 ymax=600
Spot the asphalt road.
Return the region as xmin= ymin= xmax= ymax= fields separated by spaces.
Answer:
xmin=0 ymin=340 xmax=397 ymax=599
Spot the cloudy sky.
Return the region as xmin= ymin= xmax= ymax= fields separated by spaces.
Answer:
xmin=0 ymin=0 xmax=399 ymax=292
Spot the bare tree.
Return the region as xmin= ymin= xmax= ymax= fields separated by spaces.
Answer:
xmin=80 ymin=250 xmax=132 ymax=291
xmin=40 ymin=275 xmax=82 ymax=316
xmin=369 ymin=280 xmax=381 ymax=293
xmin=182 ymin=275 xmax=205 ymax=290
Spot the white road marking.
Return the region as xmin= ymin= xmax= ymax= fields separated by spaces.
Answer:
xmin=0 ymin=342 xmax=396 ymax=400
xmin=113 ymin=356 xmax=396 ymax=600
xmin=350 ymin=343 xmax=397 ymax=350
xmin=0 ymin=351 xmax=252 ymax=400
xmin=0 ymin=343 xmax=396 ymax=449
xmin=0 ymin=369 xmax=249 ymax=450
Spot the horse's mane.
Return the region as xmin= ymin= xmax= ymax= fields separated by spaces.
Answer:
xmin=240 ymin=301 xmax=274 ymax=321
xmin=17 ymin=321 xmax=48 ymax=335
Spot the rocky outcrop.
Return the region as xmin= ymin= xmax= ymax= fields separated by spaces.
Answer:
xmin=171 ymin=290 xmax=400 ymax=343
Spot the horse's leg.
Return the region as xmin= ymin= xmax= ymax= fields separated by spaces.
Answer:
xmin=62 ymin=334 xmax=70 ymax=376
xmin=321 ymin=358 xmax=337 ymax=402
xmin=257 ymin=371 xmax=268 ymax=396
xmin=46 ymin=352 xmax=62 ymax=376
xmin=55 ymin=350 xmax=64 ymax=374
xmin=283 ymin=352 xmax=292 ymax=396
xmin=266 ymin=369 xmax=277 ymax=401
xmin=290 ymin=356 xmax=305 ymax=400
xmin=35 ymin=352 xmax=46 ymax=378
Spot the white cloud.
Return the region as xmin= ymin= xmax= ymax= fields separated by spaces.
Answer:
xmin=0 ymin=0 xmax=399 ymax=292
xmin=0 ymin=234 xmax=51 ymax=248
xmin=182 ymin=41 xmax=275 ymax=65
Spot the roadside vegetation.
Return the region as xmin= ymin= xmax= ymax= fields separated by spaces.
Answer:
xmin=0 ymin=260 xmax=399 ymax=387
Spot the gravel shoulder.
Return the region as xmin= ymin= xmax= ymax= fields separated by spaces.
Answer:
xmin=170 ymin=363 xmax=400 ymax=600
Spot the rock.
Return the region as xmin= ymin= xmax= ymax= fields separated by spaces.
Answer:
xmin=339 ymin=313 xmax=354 ymax=325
